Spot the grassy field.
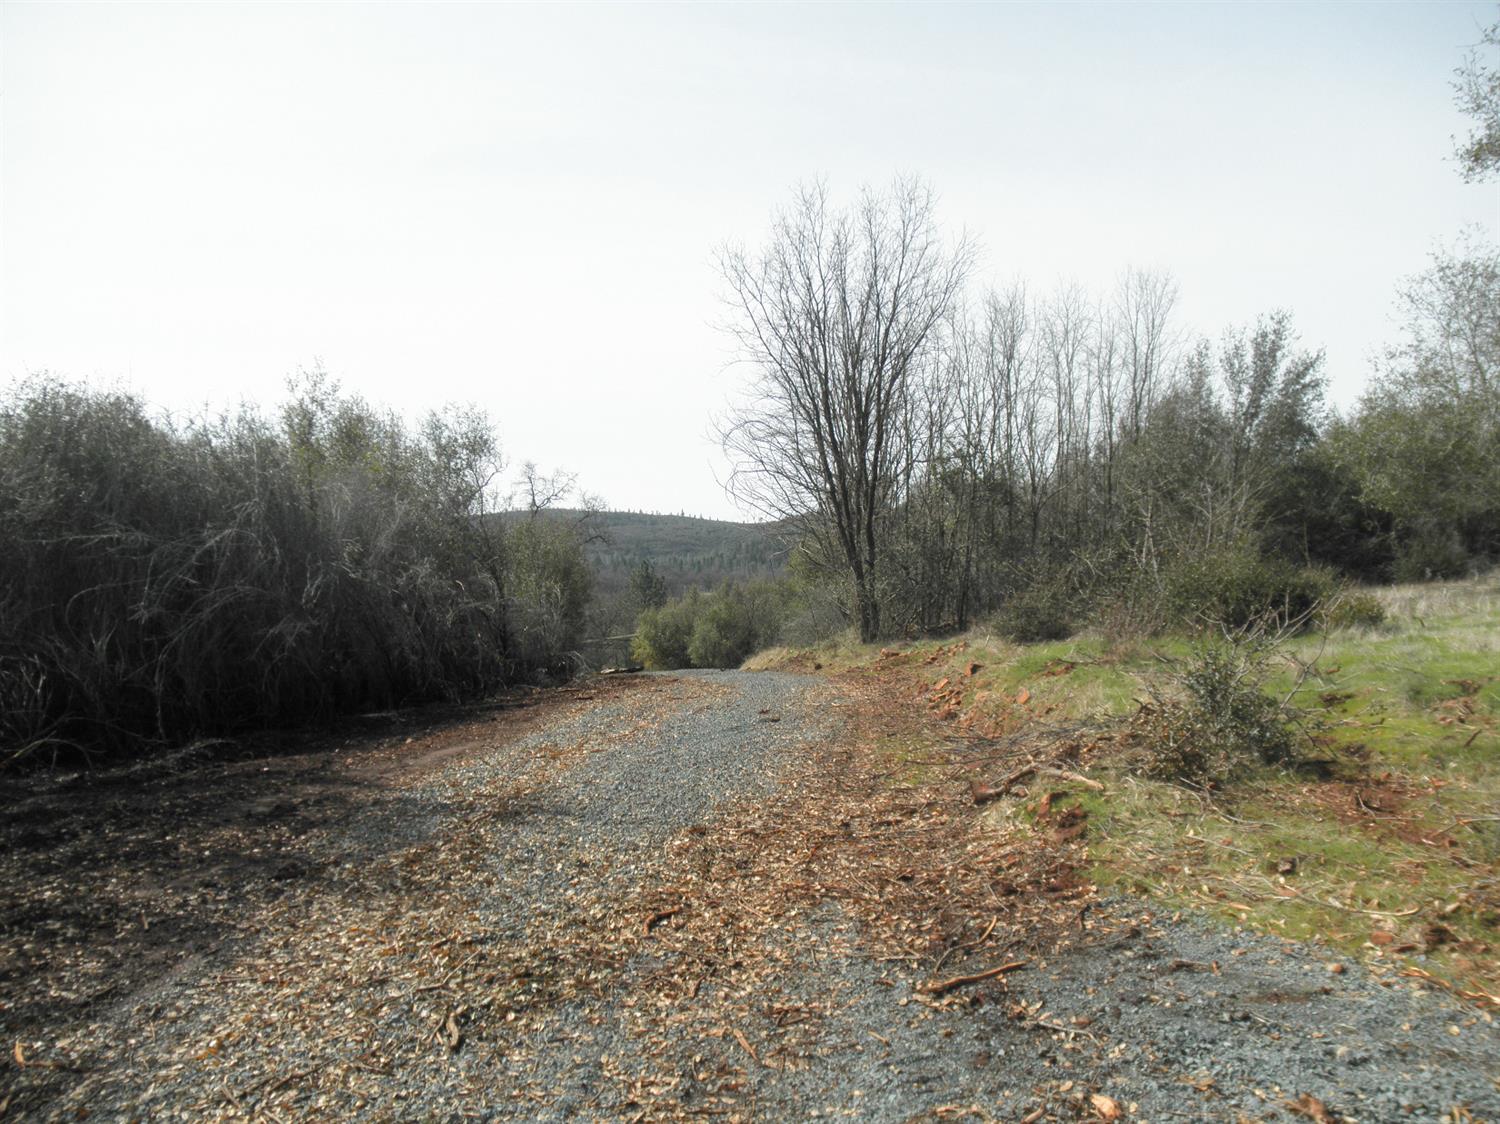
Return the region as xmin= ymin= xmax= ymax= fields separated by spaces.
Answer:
xmin=748 ymin=574 xmax=1500 ymax=1006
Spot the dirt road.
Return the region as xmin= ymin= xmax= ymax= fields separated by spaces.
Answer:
xmin=2 ymin=671 xmax=1496 ymax=1121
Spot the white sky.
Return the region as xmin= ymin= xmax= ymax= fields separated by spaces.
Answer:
xmin=3 ymin=2 xmax=1496 ymax=520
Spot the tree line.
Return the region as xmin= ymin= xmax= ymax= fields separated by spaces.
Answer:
xmin=717 ymin=183 xmax=1497 ymax=644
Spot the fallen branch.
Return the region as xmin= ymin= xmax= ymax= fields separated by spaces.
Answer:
xmin=1032 ymin=1014 xmax=1102 ymax=1042
xmin=973 ymin=763 xmax=1037 ymax=803
xmin=1401 ymin=965 xmax=1500 ymax=1008
xmin=917 ymin=960 xmax=1027 ymax=996
xmin=974 ymin=763 xmax=1103 ymax=803
xmin=931 ymin=916 xmax=1002 ymax=975
xmin=996 ymin=764 xmax=1037 ymax=793
xmin=437 ymin=1011 xmax=463 ymax=1052
xmin=415 ymin=950 xmax=481 ymax=993
xmin=243 ymin=1064 xmax=321 ymax=1099
xmin=11 ymin=1041 xmax=88 ymax=1074
xmin=1037 ymin=766 xmax=1104 ymax=792
xmin=1220 ymin=874 xmax=1422 ymax=919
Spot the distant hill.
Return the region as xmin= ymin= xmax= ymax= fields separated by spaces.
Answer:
xmin=487 ymin=509 xmax=792 ymax=661
xmin=568 ymin=510 xmax=790 ymax=598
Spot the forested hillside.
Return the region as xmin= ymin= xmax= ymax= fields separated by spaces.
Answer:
xmin=577 ymin=510 xmax=786 ymax=598
xmin=494 ymin=509 xmax=788 ymax=662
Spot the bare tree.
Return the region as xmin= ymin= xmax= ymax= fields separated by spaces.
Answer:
xmin=719 ymin=180 xmax=973 ymax=640
xmin=1116 ymin=267 xmax=1179 ymax=441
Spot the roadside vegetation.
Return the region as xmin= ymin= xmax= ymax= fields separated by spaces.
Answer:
xmin=0 ymin=373 xmax=592 ymax=768
xmin=629 ymin=573 xmax=846 ymax=671
xmin=751 ymin=573 xmax=1500 ymax=1006
xmin=708 ymin=63 xmax=1498 ymax=988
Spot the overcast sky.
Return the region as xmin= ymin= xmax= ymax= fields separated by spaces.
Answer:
xmin=3 ymin=2 xmax=1496 ymax=520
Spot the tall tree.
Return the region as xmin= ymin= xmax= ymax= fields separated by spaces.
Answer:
xmin=719 ymin=181 xmax=972 ymax=640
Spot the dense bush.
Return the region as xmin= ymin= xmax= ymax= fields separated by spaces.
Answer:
xmin=1137 ymin=638 xmax=1300 ymax=786
xmin=990 ymin=580 xmax=1076 ymax=643
xmin=632 ymin=580 xmax=787 ymax=669
xmin=987 ymin=546 xmax=1333 ymax=643
xmin=505 ymin=514 xmax=595 ymax=673
xmin=687 ymin=591 xmax=759 ymax=668
xmin=0 ymin=375 xmax=588 ymax=767
xmin=776 ymin=576 xmax=850 ymax=647
xmin=632 ymin=590 xmax=702 ymax=669
xmin=1333 ymin=238 xmax=1500 ymax=577
xmin=1392 ymin=532 xmax=1476 ymax=583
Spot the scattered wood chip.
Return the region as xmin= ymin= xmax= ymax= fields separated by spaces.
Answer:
xmin=1090 ymin=1092 xmax=1123 ymax=1121
xmin=1284 ymin=1092 xmax=1336 ymax=1122
xmin=730 ymin=1026 xmax=760 ymax=1065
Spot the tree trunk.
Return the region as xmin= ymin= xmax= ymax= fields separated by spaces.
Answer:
xmin=854 ymin=577 xmax=881 ymax=642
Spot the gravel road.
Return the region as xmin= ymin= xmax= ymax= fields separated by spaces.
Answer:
xmin=5 ymin=669 xmax=1498 ymax=1122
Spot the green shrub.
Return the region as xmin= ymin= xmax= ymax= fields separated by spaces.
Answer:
xmin=688 ymin=591 xmax=757 ymax=668
xmin=631 ymin=591 xmax=701 ymax=669
xmin=776 ymin=577 xmax=848 ymax=647
xmin=506 ymin=515 xmax=594 ymax=672
xmin=632 ymin=580 xmax=787 ymax=669
xmin=1137 ymin=637 xmax=1300 ymax=785
xmin=1393 ymin=531 xmax=1474 ymax=583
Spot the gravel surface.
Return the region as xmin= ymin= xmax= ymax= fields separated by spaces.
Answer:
xmin=6 ymin=669 xmax=1498 ymax=1122
xmin=1001 ymin=900 xmax=1500 ymax=1121
xmin=12 ymin=671 xmax=829 ymax=1120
